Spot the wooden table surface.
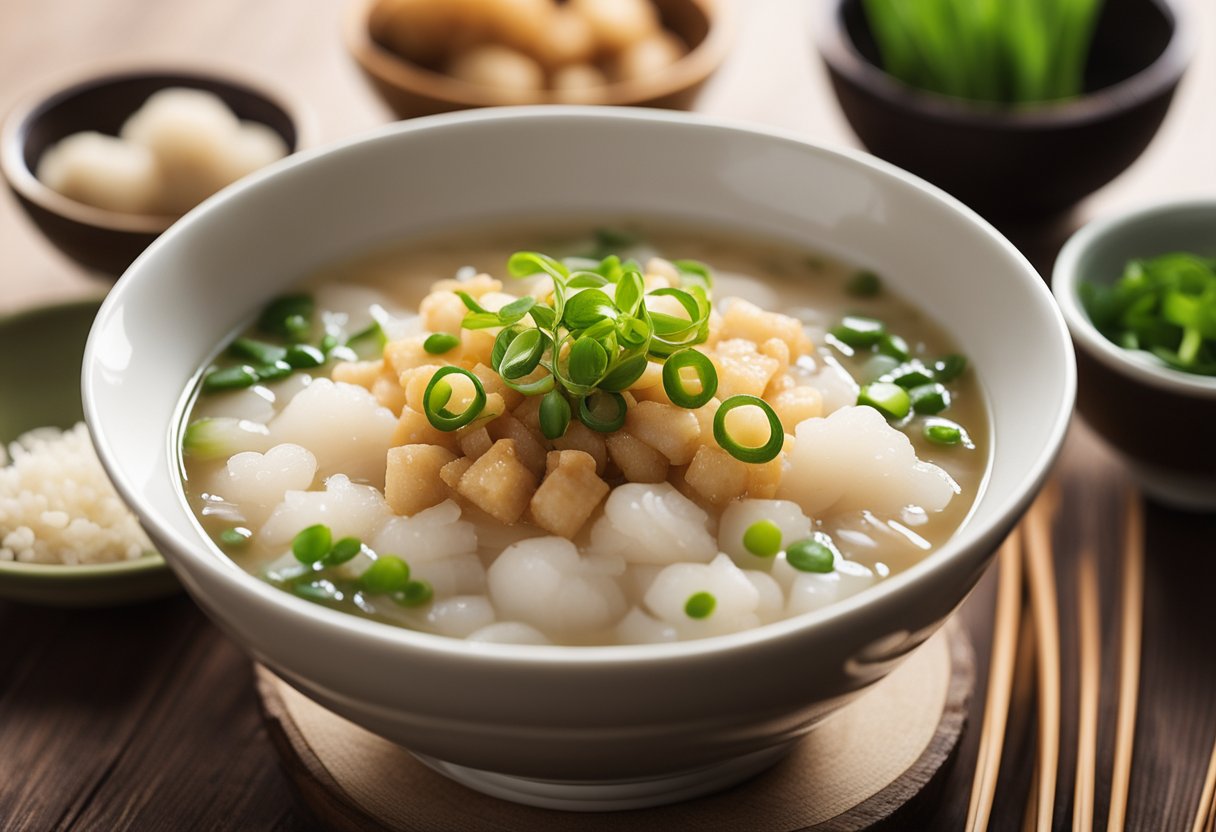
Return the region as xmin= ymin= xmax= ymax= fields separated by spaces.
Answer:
xmin=2 ymin=1 xmax=1215 ymax=829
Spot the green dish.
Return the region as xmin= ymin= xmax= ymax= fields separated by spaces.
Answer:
xmin=0 ymin=298 xmax=178 ymax=606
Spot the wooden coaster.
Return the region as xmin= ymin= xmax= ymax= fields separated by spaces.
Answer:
xmin=256 ymin=622 xmax=973 ymax=831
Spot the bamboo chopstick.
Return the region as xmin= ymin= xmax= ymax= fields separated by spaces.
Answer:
xmin=965 ymin=528 xmax=1024 ymax=832
xmin=1023 ymin=487 xmax=1062 ymax=832
xmin=1191 ymin=730 xmax=1216 ymax=832
xmin=1107 ymin=490 xmax=1145 ymax=832
xmin=1073 ymin=543 xmax=1101 ymax=832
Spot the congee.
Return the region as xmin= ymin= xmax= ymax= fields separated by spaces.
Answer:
xmin=179 ymin=223 xmax=989 ymax=645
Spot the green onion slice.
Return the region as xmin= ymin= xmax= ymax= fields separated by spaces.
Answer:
xmin=498 ymin=328 xmax=546 ymax=380
xmin=229 ymin=338 xmax=286 ymax=365
xmin=423 ymin=332 xmax=460 ymax=355
xmin=684 ymin=591 xmax=716 ymax=619
xmin=713 ymin=395 xmax=784 ymax=463
xmin=568 ymin=336 xmax=610 ymax=387
xmin=360 ymin=555 xmax=410 ymax=593
xmin=786 ymin=537 xmax=836 ymax=573
xmin=598 ymin=353 xmax=651 ymax=392
xmin=564 ymin=288 xmax=618 ymax=331
xmin=325 ymin=537 xmax=363 ymax=566
xmin=257 ymin=294 xmax=313 ymax=341
xmin=393 ymin=580 xmax=434 ymax=608
xmin=846 ymin=270 xmax=882 ymax=297
xmin=292 ymin=524 xmax=332 ymax=565
xmin=858 ymin=382 xmax=912 ymax=420
xmin=202 ymin=365 xmax=259 ymax=393
xmin=924 ymin=417 xmax=972 ymax=447
xmin=423 ymin=366 xmax=487 ymax=431
xmin=662 ymin=348 xmax=718 ymax=409
xmin=285 ymin=344 xmax=326 ymax=369
xmin=508 ymin=251 xmax=569 ymax=283
xmin=577 ymin=390 xmax=628 ymax=433
xmin=346 ymin=321 xmax=387 ymax=359
xmin=219 ymin=527 xmax=252 ymax=549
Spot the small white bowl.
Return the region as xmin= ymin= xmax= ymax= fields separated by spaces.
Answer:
xmin=83 ymin=108 xmax=1073 ymax=810
xmin=1053 ymin=199 xmax=1216 ymax=511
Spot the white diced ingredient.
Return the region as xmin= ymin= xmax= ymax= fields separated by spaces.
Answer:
xmin=259 ymin=474 xmax=391 ymax=547
xmin=424 ymin=596 xmax=497 ymax=639
xmin=409 ymin=553 xmax=487 ymax=599
xmin=467 ymin=622 xmax=552 ymax=645
xmin=644 ymin=553 xmax=762 ymax=639
xmin=588 ymin=482 xmax=717 ymax=565
xmin=36 ymin=132 xmax=161 ymax=214
xmin=208 ymin=443 xmax=317 ymax=528
xmin=369 ymin=500 xmax=477 ymax=564
xmin=717 ymin=498 xmax=813 ymax=570
xmin=781 ymin=558 xmax=877 ymax=617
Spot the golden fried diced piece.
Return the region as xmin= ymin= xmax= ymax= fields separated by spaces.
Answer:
xmin=440 ymin=456 xmax=474 ymax=489
xmin=471 ymin=362 xmax=523 ymax=411
xmin=684 ymin=445 xmax=748 ymax=506
xmin=429 ymin=273 xmax=502 ymax=298
xmin=392 ymin=405 xmax=459 ymax=452
xmin=456 ymin=439 xmax=537 ymax=524
xmin=488 ymin=412 xmax=548 ymax=477
xmin=419 ymin=291 xmax=466 ymax=335
xmin=712 ymin=338 xmax=780 ymax=400
xmin=718 ymin=298 xmax=811 ymax=358
xmin=513 ymin=394 xmax=543 ymax=434
xmin=460 ymin=426 xmax=493 ymax=460
xmin=771 ymin=385 xmax=824 ymax=432
xmin=605 ymin=429 xmax=669 ymax=483
xmin=746 ymin=454 xmax=784 ymax=499
xmin=400 ymin=364 xmax=445 ymax=412
xmin=385 ymin=444 xmax=457 ymax=515
xmin=332 ymin=359 xmax=383 ymax=390
xmin=760 ymin=338 xmax=791 ymax=376
xmin=462 ymin=330 xmax=496 ymax=367
xmin=529 ymin=450 xmax=610 ymax=538
xmin=625 ymin=400 xmax=702 ymax=465
xmin=553 ymin=420 xmax=607 ymax=475
xmin=371 ymin=371 xmax=407 ymax=415
xmin=383 ymin=336 xmax=432 ymax=375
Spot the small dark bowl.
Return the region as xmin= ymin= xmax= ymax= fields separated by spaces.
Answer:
xmin=816 ymin=0 xmax=1193 ymax=222
xmin=1 ymin=68 xmax=302 ymax=276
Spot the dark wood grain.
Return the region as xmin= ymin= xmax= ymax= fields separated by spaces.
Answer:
xmin=0 ymin=0 xmax=1214 ymax=830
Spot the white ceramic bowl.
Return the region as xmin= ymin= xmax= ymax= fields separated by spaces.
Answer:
xmin=1054 ymin=199 xmax=1216 ymax=511
xmin=84 ymin=108 xmax=1073 ymax=811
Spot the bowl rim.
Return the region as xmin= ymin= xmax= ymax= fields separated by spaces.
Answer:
xmin=1052 ymin=197 xmax=1216 ymax=399
xmin=814 ymin=0 xmax=1194 ymax=129
xmin=84 ymin=105 xmax=1075 ymax=666
xmin=0 ymin=62 xmax=312 ymax=235
xmin=343 ymin=0 xmax=734 ymax=109
xmin=0 ymin=298 xmax=169 ymax=580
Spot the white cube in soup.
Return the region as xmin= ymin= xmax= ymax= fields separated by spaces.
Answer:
xmin=181 ymin=416 xmax=272 ymax=462
xmin=206 ymin=444 xmax=318 ymax=529
xmin=781 ymin=559 xmax=876 ymax=617
xmin=408 ymin=553 xmax=486 ymax=598
xmin=777 ymin=405 xmax=959 ymax=518
xmin=718 ymin=498 xmax=813 ymax=568
xmin=36 ymin=132 xmax=161 ymax=215
xmin=644 ymin=554 xmax=762 ymax=639
xmin=120 ymin=87 xmax=241 ymax=214
xmin=615 ymin=607 xmax=678 ymax=644
xmin=608 ymin=30 xmax=686 ymax=83
xmin=423 ymin=595 xmax=497 ymax=639
xmin=370 ymin=499 xmax=477 ymax=564
xmin=467 ymin=621 xmax=552 ymax=645
xmin=268 ymin=379 xmax=397 ymax=488
xmin=385 ymin=444 xmax=457 ymax=516
xmin=488 ymin=537 xmax=627 ymax=636
xmin=588 ymin=482 xmax=717 ymax=565
xmin=259 ymin=474 xmax=391 ymax=547
xmin=745 ymin=570 xmax=785 ymax=623
xmin=447 ymin=44 xmax=546 ymax=92
xmin=570 ymin=0 xmax=659 ymax=52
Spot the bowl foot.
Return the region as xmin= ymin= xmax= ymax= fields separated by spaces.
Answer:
xmin=410 ymin=743 xmax=794 ymax=812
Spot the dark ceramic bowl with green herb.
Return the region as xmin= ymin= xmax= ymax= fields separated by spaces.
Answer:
xmin=815 ymin=0 xmax=1193 ymax=222
xmin=0 ymin=299 xmax=177 ymax=605
xmin=1054 ymin=198 xmax=1216 ymax=511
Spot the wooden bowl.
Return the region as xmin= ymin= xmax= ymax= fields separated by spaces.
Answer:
xmin=816 ymin=0 xmax=1193 ymax=222
xmin=1 ymin=68 xmax=303 ymax=277
xmin=344 ymin=0 xmax=731 ymax=118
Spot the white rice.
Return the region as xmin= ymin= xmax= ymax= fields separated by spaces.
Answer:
xmin=0 ymin=422 xmax=152 ymax=565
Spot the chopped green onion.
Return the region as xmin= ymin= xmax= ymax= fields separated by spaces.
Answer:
xmin=423 ymin=366 xmax=487 ymax=431
xmin=393 ymin=580 xmax=434 ymax=607
xmin=292 ymin=524 xmax=332 ymax=565
xmin=599 ymin=353 xmax=650 ymax=391
xmin=846 ymin=270 xmax=883 ymax=297
xmin=325 ymin=537 xmax=363 ymax=566
xmin=202 ymin=364 xmax=258 ymax=393
xmin=293 ymin=579 xmax=342 ymax=603
xmin=673 ymin=259 xmax=713 ymax=288
xmin=539 ymin=388 xmax=572 ymax=440
xmin=346 ymin=321 xmax=387 ymax=359
xmin=360 ymin=555 xmax=410 ymax=593
xmin=858 ymin=382 xmax=912 ymax=420
xmin=713 ymin=395 xmax=784 ymax=464
xmin=662 ymin=348 xmax=718 ymax=409
xmin=614 ymin=269 xmax=645 ymax=316
xmin=229 ymin=338 xmax=286 ymax=365
xmin=258 ymin=294 xmax=313 ymax=341
xmin=564 ymin=289 xmax=618 ymax=331
xmin=885 ymin=362 xmax=936 ymax=389
xmin=877 ymin=332 xmax=910 ymax=361
xmin=498 ymin=328 xmax=546 ymax=380
xmin=743 ymin=520 xmax=782 ymax=558
xmin=932 ymin=354 xmax=968 ymax=383
xmin=285 ymin=344 xmax=326 ymax=369
xmin=909 ymin=383 xmax=951 ymax=415
xmin=320 ymin=333 xmax=339 ymax=354
xmin=218 ymin=527 xmax=252 ymax=548
xmin=831 ymin=315 xmax=886 ymax=348
xmin=786 ymin=538 xmax=836 ymax=573
xmin=684 ymin=591 xmax=717 ymax=619
xmin=568 ymin=336 xmax=609 ymax=386
xmin=924 ymin=418 xmax=970 ymax=446
xmin=253 ymin=360 xmax=293 ymax=382
xmin=423 ymin=332 xmax=461 ymax=355
xmin=577 ymin=390 xmax=628 ymax=433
